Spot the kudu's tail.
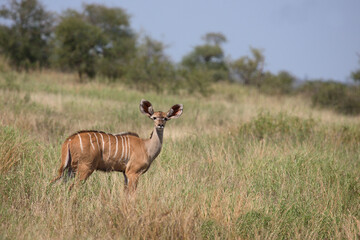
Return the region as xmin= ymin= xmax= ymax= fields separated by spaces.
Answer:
xmin=50 ymin=143 xmax=72 ymax=184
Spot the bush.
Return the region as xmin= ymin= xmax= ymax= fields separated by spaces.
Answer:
xmin=126 ymin=55 xmax=176 ymax=93
xmin=310 ymin=81 xmax=346 ymax=108
xmin=259 ymin=71 xmax=295 ymax=95
xmin=177 ymin=68 xmax=214 ymax=96
xmin=340 ymin=87 xmax=360 ymax=115
xmin=239 ymin=112 xmax=316 ymax=142
xmin=298 ymin=81 xmax=360 ymax=115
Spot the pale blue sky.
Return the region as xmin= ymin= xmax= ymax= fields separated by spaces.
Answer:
xmin=43 ymin=0 xmax=360 ymax=81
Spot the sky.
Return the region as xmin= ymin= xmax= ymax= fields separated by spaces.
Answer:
xmin=43 ymin=0 xmax=360 ymax=82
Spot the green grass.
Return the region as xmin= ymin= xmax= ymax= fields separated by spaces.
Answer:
xmin=0 ymin=70 xmax=359 ymax=239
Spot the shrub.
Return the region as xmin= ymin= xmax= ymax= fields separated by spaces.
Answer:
xmin=310 ymin=81 xmax=346 ymax=108
xmin=177 ymin=67 xmax=214 ymax=96
xmin=126 ymin=54 xmax=176 ymax=93
xmin=125 ymin=36 xmax=177 ymax=93
xmin=239 ymin=112 xmax=316 ymax=142
xmin=298 ymin=80 xmax=360 ymax=115
xmin=260 ymin=71 xmax=295 ymax=95
xmin=340 ymin=86 xmax=360 ymax=115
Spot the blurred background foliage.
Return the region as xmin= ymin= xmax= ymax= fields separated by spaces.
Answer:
xmin=0 ymin=0 xmax=359 ymax=114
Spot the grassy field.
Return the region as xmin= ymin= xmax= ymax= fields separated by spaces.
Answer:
xmin=0 ymin=70 xmax=359 ymax=239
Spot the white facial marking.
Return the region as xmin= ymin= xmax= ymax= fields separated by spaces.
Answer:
xmin=77 ymin=133 xmax=83 ymax=153
xmin=87 ymin=133 xmax=95 ymax=150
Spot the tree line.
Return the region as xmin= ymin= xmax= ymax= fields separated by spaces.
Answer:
xmin=0 ymin=0 xmax=359 ymax=114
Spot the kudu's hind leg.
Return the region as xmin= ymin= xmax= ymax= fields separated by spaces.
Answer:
xmin=50 ymin=169 xmax=63 ymax=184
xmin=123 ymin=172 xmax=129 ymax=190
xmin=50 ymin=163 xmax=67 ymax=184
xmin=68 ymin=164 xmax=94 ymax=191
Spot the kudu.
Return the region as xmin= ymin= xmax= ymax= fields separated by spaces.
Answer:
xmin=51 ymin=99 xmax=183 ymax=192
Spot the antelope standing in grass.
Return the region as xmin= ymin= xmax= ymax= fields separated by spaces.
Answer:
xmin=51 ymin=99 xmax=183 ymax=192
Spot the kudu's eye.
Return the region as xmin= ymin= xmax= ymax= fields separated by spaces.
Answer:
xmin=152 ymin=117 xmax=157 ymax=120
xmin=164 ymin=118 xmax=168 ymax=121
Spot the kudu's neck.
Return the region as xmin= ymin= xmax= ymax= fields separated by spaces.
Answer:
xmin=145 ymin=127 xmax=164 ymax=161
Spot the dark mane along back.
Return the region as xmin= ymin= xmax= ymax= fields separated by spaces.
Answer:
xmin=66 ymin=130 xmax=139 ymax=141
xmin=114 ymin=132 xmax=139 ymax=138
xmin=66 ymin=130 xmax=104 ymax=140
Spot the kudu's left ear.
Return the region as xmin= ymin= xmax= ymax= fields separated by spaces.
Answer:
xmin=139 ymin=99 xmax=154 ymax=117
xmin=167 ymin=104 xmax=183 ymax=119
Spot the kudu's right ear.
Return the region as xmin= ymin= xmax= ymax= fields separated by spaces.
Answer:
xmin=139 ymin=99 xmax=154 ymax=117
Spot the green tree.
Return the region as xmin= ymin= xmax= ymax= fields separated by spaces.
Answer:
xmin=231 ymin=47 xmax=265 ymax=85
xmin=260 ymin=71 xmax=295 ymax=94
xmin=126 ymin=36 xmax=175 ymax=92
xmin=53 ymin=11 xmax=104 ymax=80
xmin=182 ymin=44 xmax=224 ymax=69
xmin=181 ymin=32 xmax=228 ymax=81
xmin=0 ymin=0 xmax=53 ymax=69
xmin=83 ymin=4 xmax=136 ymax=79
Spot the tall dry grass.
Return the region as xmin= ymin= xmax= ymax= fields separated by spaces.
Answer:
xmin=0 ymin=70 xmax=359 ymax=239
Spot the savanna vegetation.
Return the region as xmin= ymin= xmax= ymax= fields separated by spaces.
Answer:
xmin=0 ymin=62 xmax=359 ymax=239
xmin=0 ymin=0 xmax=360 ymax=239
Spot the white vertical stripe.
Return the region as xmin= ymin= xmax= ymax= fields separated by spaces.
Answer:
xmin=124 ymin=136 xmax=127 ymax=161
xmin=77 ymin=134 xmax=83 ymax=153
xmin=108 ymin=134 xmax=111 ymax=160
xmin=120 ymin=136 xmax=124 ymax=161
xmin=114 ymin=135 xmax=118 ymax=158
xmin=127 ymin=135 xmax=131 ymax=161
xmin=87 ymin=133 xmax=95 ymax=150
xmin=100 ymin=133 xmax=105 ymax=152
xmin=64 ymin=143 xmax=70 ymax=169
xmin=94 ymin=132 xmax=100 ymax=150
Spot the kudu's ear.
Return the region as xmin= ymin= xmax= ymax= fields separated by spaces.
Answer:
xmin=167 ymin=104 xmax=183 ymax=119
xmin=139 ymin=99 xmax=154 ymax=117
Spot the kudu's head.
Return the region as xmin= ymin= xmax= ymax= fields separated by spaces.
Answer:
xmin=139 ymin=99 xmax=183 ymax=130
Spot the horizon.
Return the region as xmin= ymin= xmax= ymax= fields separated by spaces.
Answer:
xmin=2 ymin=0 xmax=359 ymax=82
